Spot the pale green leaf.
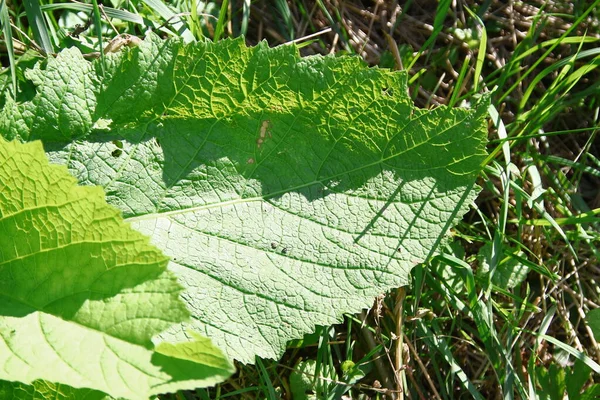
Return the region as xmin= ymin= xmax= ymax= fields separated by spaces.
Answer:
xmin=0 ymin=138 xmax=233 ymax=398
xmin=0 ymin=34 xmax=488 ymax=363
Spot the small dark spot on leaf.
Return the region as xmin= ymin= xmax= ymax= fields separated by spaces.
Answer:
xmin=397 ymin=248 xmax=401 ymax=253
xmin=111 ymin=149 xmax=122 ymax=157
xmin=271 ymin=242 xmax=277 ymax=249
xmin=282 ymin=248 xmax=288 ymax=254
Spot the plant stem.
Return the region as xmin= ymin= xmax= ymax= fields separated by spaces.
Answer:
xmin=394 ymin=287 xmax=406 ymax=400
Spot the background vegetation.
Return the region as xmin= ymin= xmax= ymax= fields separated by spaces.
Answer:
xmin=1 ymin=0 xmax=599 ymax=399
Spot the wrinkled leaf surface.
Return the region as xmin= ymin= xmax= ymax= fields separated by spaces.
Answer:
xmin=0 ymin=35 xmax=488 ymax=362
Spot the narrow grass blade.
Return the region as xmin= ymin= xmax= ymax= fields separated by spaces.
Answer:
xmin=448 ymin=53 xmax=471 ymax=107
xmin=486 ymin=104 xmax=512 ymax=167
xmin=0 ymin=0 xmax=17 ymax=95
xmin=524 ymin=162 xmax=545 ymax=209
xmin=503 ymin=328 xmax=517 ymax=400
xmin=37 ymin=3 xmax=144 ymax=25
xmin=407 ymin=0 xmax=450 ymax=71
xmin=513 ymin=208 xmax=600 ymax=227
xmin=505 ymin=252 xmax=558 ymax=281
xmin=464 ymin=6 xmax=487 ymax=92
xmin=417 ymin=321 xmax=486 ymax=400
xmin=256 ymin=357 xmax=277 ymax=399
xmin=189 ymin=0 xmax=203 ymax=40
xmin=436 ymin=252 xmax=528 ymax=399
xmin=507 ymin=179 xmax=576 ymax=256
xmin=316 ymin=0 xmax=351 ymax=53
xmin=511 ymin=36 xmax=600 ymax=66
xmin=538 ymin=334 xmax=600 ymax=374
xmin=142 ymin=0 xmax=194 ymax=41
xmin=22 ymin=0 xmax=54 ymax=54
xmin=273 ymin=0 xmax=294 ymax=40
xmin=213 ymin=0 xmax=229 ymax=41
xmin=90 ymin=0 xmax=105 ymax=74
xmin=498 ymin=0 xmax=600 ymax=103
xmin=540 ymin=154 xmax=600 ymax=178
xmin=240 ymin=0 xmax=250 ymax=36
xmin=488 ymin=163 xmax=511 ymax=298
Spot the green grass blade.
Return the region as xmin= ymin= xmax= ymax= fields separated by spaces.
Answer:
xmin=508 ymin=179 xmax=576 ymax=256
xmin=36 ymin=3 xmax=144 ymax=25
xmin=0 ymin=0 xmax=17 ymax=95
xmin=189 ymin=0 xmax=199 ymax=39
xmin=517 ymin=39 xmax=593 ymax=116
xmin=540 ymin=154 xmax=600 ymax=179
xmin=504 ymin=252 xmax=558 ymax=281
xmin=407 ymin=0 xmax=450 ymax=72
xmin=484 ymin=105 xmax=513 ymax=168
xmin=141 ymin=0 xmax=194 ymax=41
xmin=22 ymin=0 xmax=53 ymax=54
xmin=90 ymin=0 xmax=105 ymax=74
xmin=464 ymin=6 xmax=487 ymax=92
xmin=511 ymin=208 xmax=600 ymax=227
xmin=524 ymin=162 xmax=545 ymax=209
xmin=188 ymin=0 xmax=209 ymax=41
xmin=503 ymin=328 xmax=517 ymax=400
xmin=511 ymin=36 xmax=600 ymax=65
xmin=256 ymin=357 xmax=277 ymax=399
xmin=316 ymin=0 xmax=351 ymax=52
xmin=538 ymin=333 xmax=600 ymax=374
xmin=488 ymin=45 xmax=600 ymax=92
xmin=448 ymin=53 xmax=471 ymax=107
xmin=417 ymin=321 xmax=486 ymax=400
xmin=213 ymin=0 xmax=229 ymax=41
xmin=239 ymin=0 xmax=250 ymax=37
xmin=436 ymin=251 xmax=529 ymax=398
xmin=498 ymin=0 xmax=600 ymax=103
xmin=273 ymin=0 xmax=294 ymax=40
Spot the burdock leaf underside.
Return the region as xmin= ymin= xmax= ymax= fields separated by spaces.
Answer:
xmin=0 ymin=34 xmax=488 ymax=363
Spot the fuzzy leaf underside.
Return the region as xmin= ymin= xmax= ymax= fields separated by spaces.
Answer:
xmin=0 ymin=34 xmax=488 ymax=363
xmin=0 ymin=138 xmax=232 ymax=398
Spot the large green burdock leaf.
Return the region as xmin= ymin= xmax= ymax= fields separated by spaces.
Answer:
xmin=0 ymin=34 xmax=488 ymax=363
xmin=0 ymin=138 xmax=233 ymax=398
